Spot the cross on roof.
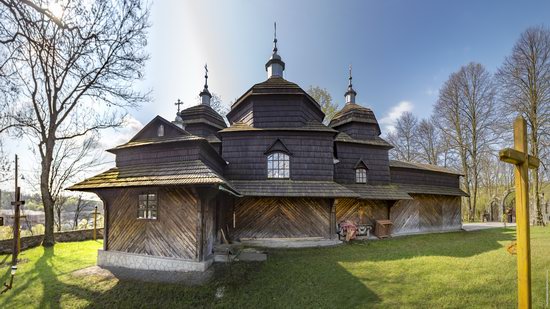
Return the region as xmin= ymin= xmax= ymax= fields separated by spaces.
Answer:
xmin=174 ymin=99 xmax=183 ymax=113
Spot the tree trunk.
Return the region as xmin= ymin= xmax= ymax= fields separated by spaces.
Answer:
xmin=41 ymin=138 xmax=56 ymax=247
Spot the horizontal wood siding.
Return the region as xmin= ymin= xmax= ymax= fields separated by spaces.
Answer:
xmin=228 ymin=197 xmax=331 ymax=239
xmin=228 ymin=100 xmax=253 ymax=125
xmin=251 ymin=96 xmax=323 ymax=128
xmin=99 ymin=187 xmax=198 ymax=260
xmin=336 ymin=122 xmax=379 ymax=140
xmin=390 ymin=168 xmax=460 ymax=187
xmin=115 ymin=144 xmax=201 ymax=167
xmin=335 ymin=198 xmax=389 ymax=227
xmin=222 ymin=131 xmax=334 ymax=181
xmin=391 ymin=194 xmax=462 ymax=235
xmin=334 ymin=143 xmax=391 ymax=184
xmin=184 ymin=123 xmax=220 ymax=139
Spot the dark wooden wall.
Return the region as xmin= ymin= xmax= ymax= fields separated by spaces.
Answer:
xmin=335 ymin=122 xmax=379 ymax=140
xmin=391 ymin=194 xmax=462 ymax=235
xmin=335 ymin=198 xmax=389 ymax=226
xmin=390 ymin=168 xmax=460 ymax=187
xmin=115 ymin=144 xmax=201 ymax=167
xmin=334 ymin=143 xmax=391 ymax=184
xmin=222 ymin=131 xmax=335 ymax=181
xmin=98 ymin=187 xmax=199 ymax=260
xmin=228 ymin=95 xmax=324 ymax=127
xmin=228 ymin=197 xmax=331 ymax=239
xmin=185 ymin=123 xmax=220 ymax=140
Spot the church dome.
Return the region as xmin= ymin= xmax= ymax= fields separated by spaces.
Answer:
xmin=329 ymin=103 xmax=381 ymax=134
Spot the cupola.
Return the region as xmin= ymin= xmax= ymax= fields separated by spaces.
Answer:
xmin=265 ymin=22 xmax=285 ymax=79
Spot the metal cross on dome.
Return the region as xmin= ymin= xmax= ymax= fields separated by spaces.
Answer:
xmin=174 ymin=99 xmax=183 ymax=113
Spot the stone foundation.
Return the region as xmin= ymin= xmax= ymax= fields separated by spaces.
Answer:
xmin=97 ymin=250 xmax=212 ymax=272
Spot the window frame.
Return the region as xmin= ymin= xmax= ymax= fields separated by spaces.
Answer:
xmin=355 ymin=168 xmax=367 ymax=184
xmin=266 ymin=151 xmax=290 ymax=179
xmin=137 ymin=192 xmax=158 ymax=220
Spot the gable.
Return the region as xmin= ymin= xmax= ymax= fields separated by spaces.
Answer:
xmin=130 ymin=116 xmax=188 ymax=142
xmin=264 ymin=138 xmax=292 ymax=155
xmin=354 ymin=158 xmax=369 ymax=170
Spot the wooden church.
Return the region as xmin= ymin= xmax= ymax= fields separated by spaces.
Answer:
xmin=69 ymin=31 xmax=467 ymax=272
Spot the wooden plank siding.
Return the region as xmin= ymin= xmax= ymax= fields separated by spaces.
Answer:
xmin=391 ymin=194 xmax=462 ymax=235
xmin=335 ymin=198 xmax=390 ymax=227
xmin=98 ymin=187 xmax=199 ymax=260
xmin=222 ymin=131 xmax=335 ymax=181
xmin=228 ymin=197 xmax=331 ymax=239
xmin=334 ymin=143 xmax=391 ymax=185
xmin=390 ymin=167 xmax=460 ymax=187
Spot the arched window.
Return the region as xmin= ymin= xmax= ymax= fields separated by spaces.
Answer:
xmin=157 ymin=125 xmax=165 ymax=137
xmin=356 ymin=168 xmax=367 ymax=183
xmin=267 ymin=152 xmax=290 ymax=179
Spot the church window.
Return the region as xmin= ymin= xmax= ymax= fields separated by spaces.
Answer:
xmin=267 ymin=152 xmax=290 ymax=179
xmin=157 ymin=125 xmax=165 ymax=137
xmin=356 ymin=168 xmax=367 ymax=184
xmin=138 ymin=193 xmax=157 ymax=219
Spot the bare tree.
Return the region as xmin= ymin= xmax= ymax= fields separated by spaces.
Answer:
xmin=54 ymin=194 xmax=67 ymax=232
xmin=434 ymin=62 xmax=497 ymax=222
xmin=0 ymin=0 xmax=150 ymax=246
xmin=496 ymin=26 xmax=550 ymax=225
xmin=307 ymin=86 xmax=338 ymax=124
xmin=415 ymin=117 xmax=442 ymax=165
xmin=72 ymin=194 xmax=94 ymax=230
xmin=386 ymin=111 xmax=418 ymax=162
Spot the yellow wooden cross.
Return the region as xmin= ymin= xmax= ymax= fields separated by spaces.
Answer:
xmin=499 ymin=116 xmax=539 ymax=309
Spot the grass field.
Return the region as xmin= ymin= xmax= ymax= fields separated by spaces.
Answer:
xmin=0 ymin=227 xmax=549 ymax=308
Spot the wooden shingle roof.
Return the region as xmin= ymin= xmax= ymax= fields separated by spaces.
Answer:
xmin=334 ymin=132 xmax=393 ymax=148
xmin=329 ymin=103 xmax=381 ymax=134
xmin=107 ymin=135 xmax=204 ymax=152
xmin=219 ymin=121 xmax=338 ymax=133
xmin=228 ymin=76 xmax=323 ymax=119
xmin=344 ymin=184 xmax=412 ymax=200
xmin=180 ymin=104 xmax=227 ymax=130
xmin=67 ymin=161 xmax=238 ymax=194
xmin=389 ymin=160 xmax=463 ymax=176
xmin=396 ymin=184 xmax=469 ymax=197
xmin=231 ymin=180 xmax=359 ymax=198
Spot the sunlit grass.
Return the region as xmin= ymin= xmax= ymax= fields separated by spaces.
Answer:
xmin=0 ymin=227 xmax=549 ymax=308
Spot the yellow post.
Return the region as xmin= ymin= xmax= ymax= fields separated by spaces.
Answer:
xmin=514 ymin=118 xmax=531 ymax=309
xmin=499 ymin=117 xmax=540 ymax=309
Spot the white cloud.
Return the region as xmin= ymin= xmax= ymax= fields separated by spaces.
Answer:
xmin=379 ymin=101 xmax=413 ymax=133
xmin=98 ymin=114 xmax=144 ymax=151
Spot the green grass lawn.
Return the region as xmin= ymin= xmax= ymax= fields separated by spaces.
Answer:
xmin=0 ymin=227 xmax=549 ymax=308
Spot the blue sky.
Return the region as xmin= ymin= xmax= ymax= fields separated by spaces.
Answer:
xmin=4 ymin=0 xmax=550 ymax=190
xmin=137 ymin=0 xmax=550 ymax=129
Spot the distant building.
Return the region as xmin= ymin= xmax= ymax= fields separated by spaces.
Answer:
xmin=69 ymin=30 xmax=467 ymax=272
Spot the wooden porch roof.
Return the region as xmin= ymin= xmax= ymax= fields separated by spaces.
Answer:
xmin=231 ymin=180 xmax=359 ymax=198
xmin=344 ymin=184 xmax=413 ymax=200
xmin=67 ymin=160 xmax=238 ymax=195
xmin=396 ymin=184 xmax=469 ymax=197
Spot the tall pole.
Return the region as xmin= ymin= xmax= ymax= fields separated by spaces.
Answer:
xmin=11 ymin=155 xmax=20 ymax=266
xmin=500 ymin=117 xmax=539 ymax=308
xmin=514 ymin=118 xmax=531 ymax=308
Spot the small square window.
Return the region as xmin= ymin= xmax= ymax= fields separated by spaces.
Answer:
xmin=138 ymin=193 xmax=158 ymax=219
xmin=267 ymin=152 xmax=290 ymax=179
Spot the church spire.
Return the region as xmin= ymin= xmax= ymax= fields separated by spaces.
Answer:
xmin=345 ymin=65 xmax=357 ymax=104
xmin=199 ymin=63 xmax=212 ymax=106
xmin=265 ymin=22 xmax=285 ymax=79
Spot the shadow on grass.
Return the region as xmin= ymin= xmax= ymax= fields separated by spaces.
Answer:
xmin=0 ymin=246 xmax=101 ymax=307
xmin=328 ymin=228 xmax=517 ymax=262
